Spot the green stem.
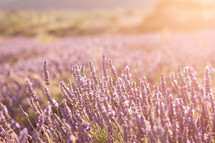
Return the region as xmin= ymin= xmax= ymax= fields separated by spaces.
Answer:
xmin=27 ymin=118 xmax=36 ymax=131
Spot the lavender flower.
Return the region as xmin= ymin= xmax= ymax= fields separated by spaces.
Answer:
xmin=43 ymin=61 xmax=50 ymax=85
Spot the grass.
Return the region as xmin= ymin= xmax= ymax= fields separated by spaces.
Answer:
xmin=0 ymin=9 xmax=147 ymax=38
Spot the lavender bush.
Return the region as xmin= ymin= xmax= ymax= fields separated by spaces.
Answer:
xmin=1 ymin=55 xmax=215 ymax=142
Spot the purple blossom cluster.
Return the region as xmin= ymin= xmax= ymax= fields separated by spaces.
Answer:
xmin=1 ymin=56 xmax=215 ymax=142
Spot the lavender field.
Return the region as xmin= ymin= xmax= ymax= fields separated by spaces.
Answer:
xmin=1 ymin=29 xmax=215 ymax=142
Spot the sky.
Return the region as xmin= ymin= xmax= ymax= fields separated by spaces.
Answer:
xmin=0 ymin=0 xmax=158 ymax=11
xmin=0 ymin=0 xmax=214 ymax=11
